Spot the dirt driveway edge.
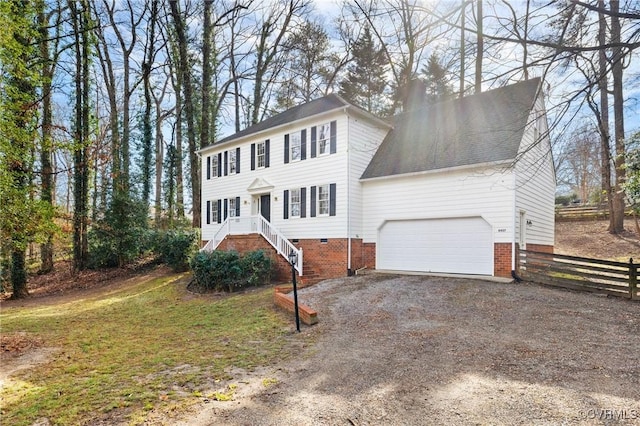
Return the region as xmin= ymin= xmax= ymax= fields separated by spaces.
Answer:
xmin=171 ymin=274 xmax=640 ymax=425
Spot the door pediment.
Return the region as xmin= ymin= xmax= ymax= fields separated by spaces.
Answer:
xmin=247 ymin=177 xmax=274 ymax=194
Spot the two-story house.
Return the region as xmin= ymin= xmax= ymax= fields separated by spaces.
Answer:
xmin=199 ymin=78 xmax=555 ymax=282
xmin=199 ymin=94 xmax=391 ymax=281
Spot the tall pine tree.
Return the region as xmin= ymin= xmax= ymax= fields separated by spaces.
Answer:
xmin=421 ymin=53 xmax=453 ymax=103
xmin=339 ymin=25 xmax=388 ymax=116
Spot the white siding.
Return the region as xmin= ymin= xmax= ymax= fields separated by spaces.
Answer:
xmin=201 ymin=110 xmax=388 ymax=242
xmin=347 ymin=115 xmax=390 ymax=238
xmin=514 ymin=96 xmax=556 ymax=247
xmin=361 ymin=165 xmax=516 ymax=244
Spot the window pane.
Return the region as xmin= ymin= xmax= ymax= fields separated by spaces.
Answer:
xmin=290 ymin=189 xmax=300 ymax=217
xmin=318 ymin=185 xmax=329 ymax=215
xmin=229 ymin=198 xmax=236 ymax=217
xmin=291 ymin=132 xmax=301 ymax=161
xmin=318 ymin=123 xmax=330 ymax=155
xmin=257 ymin=142 xmax=265 ymax=168
xmin=229 ymin=150 xmax=236 ymax=173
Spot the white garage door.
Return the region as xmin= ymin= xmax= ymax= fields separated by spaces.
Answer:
xmin=378 ymin=217 xmax=493 ymax=275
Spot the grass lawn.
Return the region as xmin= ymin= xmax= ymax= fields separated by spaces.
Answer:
xmin=1 ymin=271 xmax=293 ymax=425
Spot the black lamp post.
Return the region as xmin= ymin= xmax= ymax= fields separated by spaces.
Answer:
xmin=288 ymin=249 xmax=301 ymax=333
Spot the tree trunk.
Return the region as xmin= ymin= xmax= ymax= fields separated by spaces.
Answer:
xmin=142 ymin=0 xmax=157 ymax=210
xmin=610 ymin=0 xmax=625 ymax=234
xmin=70 ymin=0 xmax=90 ymax=271
xmin=201 ymin=0 xmax=213 ymax=151
xmin=597 ymin=0 xmax=614 ymax=231
xmin=169 ymin=0 xmax=200 ymax=227
xmin=38 ymin=4 xmax=54 ymax=273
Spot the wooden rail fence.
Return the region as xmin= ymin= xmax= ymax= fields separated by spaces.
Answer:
xmin=519 ymin=250 xmax=637 ymax=300
xmin=555 ymin=205 xmax=634 ymax=221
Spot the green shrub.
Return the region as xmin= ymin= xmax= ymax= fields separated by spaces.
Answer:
xmin=190 ymin=249 xmax=273 ymax=292
xmin=153 ymin=229 xmax=198 ymax=272
xmin=88 ymin=193 xmax=151 ymax=268
xmin=241 ymin=250 xmax=272 ymax=287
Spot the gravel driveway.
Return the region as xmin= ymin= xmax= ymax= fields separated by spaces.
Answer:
xmin=178 ymin=273 xmax=640 ymax=425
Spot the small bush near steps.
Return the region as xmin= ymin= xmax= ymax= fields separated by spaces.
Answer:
xmin=189 ymin=249 xmax=273 ymax=293
xmin=153 ymin=229 xmax=198 ymax=272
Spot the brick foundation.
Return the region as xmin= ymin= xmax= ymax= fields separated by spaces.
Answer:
xmin=205 ymin=236 xmax=552 ymax=281
xmin=210 ymin=235 xmax=357 ymax=283
xmin=494 ymin=243 xmax=513 ymax=278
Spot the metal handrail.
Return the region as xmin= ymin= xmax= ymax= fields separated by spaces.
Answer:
xmin=201 ymin=215 xmax=303 ymax=275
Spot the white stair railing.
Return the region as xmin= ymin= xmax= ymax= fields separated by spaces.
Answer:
xmin=201 ymin=215 xmax=303 ymax=276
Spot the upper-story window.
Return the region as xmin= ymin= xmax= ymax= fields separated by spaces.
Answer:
xmin=229 ymin=149 xmax=237 ymax=174
xmin=211 ymin=155 xmax=219 ymax=178
xmin=257 ymin=142 xmax=266 ymax=168
xmin=223 ymin=148 xmax=240 ymax=175
xmin=290 ymin=132 xmax=301 ymax=162
xmin=284 ymin=130 xmax=306 ymax=163
xmin=311 ymin=121 xmax=336 ymax=158
xmin=318 ymin=123 xmax=331 ymax=156
xmin=251 ymin=140 xmax=270 ymax=170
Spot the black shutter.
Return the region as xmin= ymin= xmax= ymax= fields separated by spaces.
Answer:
xmin=206 ymin=200 xmax=211 ymax=224
xmin=224 ymin=199 xmax=228 ymax=220
xmin=217 ymin=153 xmax=222 ymax=177
xmin=235 ymin=196 xmax=240 ymax=216
xmin=310 ymin=186 xmax=317 ymax=217
xmin=207 ymin=156 xmax=211 ymax=179
xmin=301 ymin=129 xmax=307 ymax=160
xmin=265 ymin=139 xmax=270 ymax=167
xmin=235 ymin=147 xmax=240 ymax=173
xmin=251 ymin=143 xmax=256 ymax=170
xmin=329 ymin=183 xmax=337 ymax=216
xmin=300 ymin=187 xmax=306 ymax=218
xmin=217 ymin=199 xmax=222 ymax=223
xmin=330 ymin=120 xmax=337 ymax=154
xmin=284 ymin=134 xmax=289 ymax=163
xmin=310 ymin=127 xmax=317 ymax=158
xmin=283 ymin=190 xmax=289 ymax=219
xmin=224 ymin=151 xmax=228 ymax=176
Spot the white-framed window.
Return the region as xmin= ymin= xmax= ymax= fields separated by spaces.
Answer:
xmin=257 ymin=141 xmax=266 ymax=168
xmin=290 ymin=188 xmax=301 ymax=218
xmin=318 ymin=123 xmax=331 ymax=156
xmin=211 ymin=155 xmax=218 ymax=178
xmin=229 ymin=149 xmax=236 ymax=174
xmin=318 ymin=184 xmax=329 ymax=215
xmin=290 ymin=132 xmax=301 ymax=162
xmin=212 ymin=200 xmax=219 ymax=222
xmin=229 ymin=197 xmax=237 ymax=217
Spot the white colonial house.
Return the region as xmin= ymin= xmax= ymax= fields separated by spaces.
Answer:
xmin=199 ymin=78 xmax=555 ymax=282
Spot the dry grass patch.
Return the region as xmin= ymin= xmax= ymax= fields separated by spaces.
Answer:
xmin=0 ymin=273 xmax=292 ymax=425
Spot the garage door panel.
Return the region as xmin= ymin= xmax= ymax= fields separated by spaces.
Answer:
xmin=378 ymin=217 xmax=493 ymax=275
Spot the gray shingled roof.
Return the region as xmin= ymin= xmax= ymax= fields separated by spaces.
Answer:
xmin=210 ymin=94 xmax=351 ymax=147
xmin=361 ymin=78 xmax=541 ymax=180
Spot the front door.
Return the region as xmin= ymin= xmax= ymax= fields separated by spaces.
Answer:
xmin=260 ymin=194 xmax=271 ymax=222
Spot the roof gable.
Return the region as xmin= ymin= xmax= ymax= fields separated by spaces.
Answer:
xmin=361 ymin=78 xmax=541 ymax=180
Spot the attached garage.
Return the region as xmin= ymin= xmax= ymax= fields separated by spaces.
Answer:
xmin=377 ymin=217 xmax=494 ymax=275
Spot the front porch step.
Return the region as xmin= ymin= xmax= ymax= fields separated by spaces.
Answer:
xmin=299 ymin=267 xmax=321 ymax=285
